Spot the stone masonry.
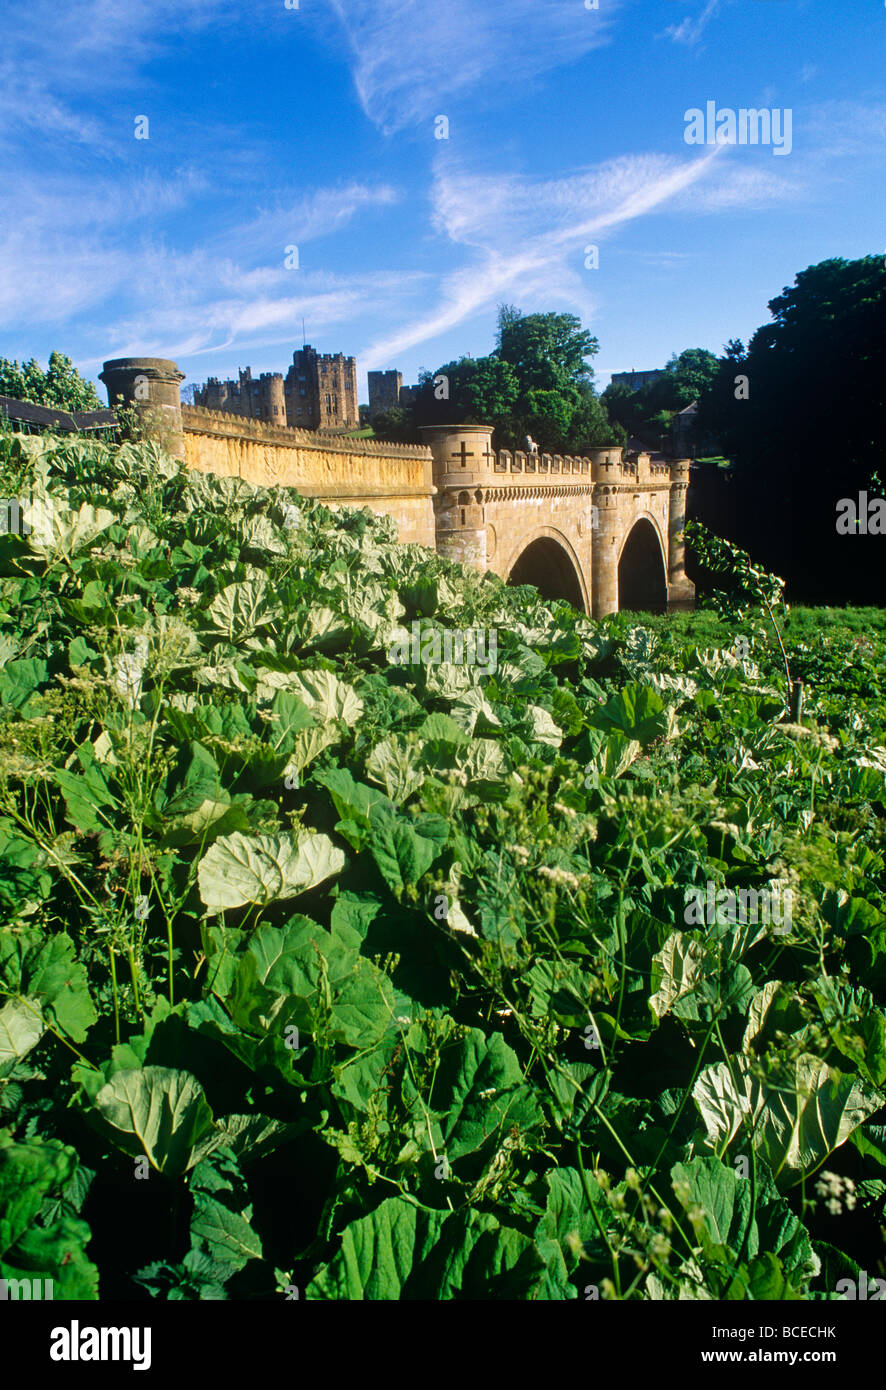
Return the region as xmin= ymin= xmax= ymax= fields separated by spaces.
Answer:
xmin=102 ymin=357 xmax=693 ymax=615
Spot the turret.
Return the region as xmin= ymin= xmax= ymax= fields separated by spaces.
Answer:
xmin=99 ymin=357 xmax=185 ymax=458
xmin=419 ymin=424 xmax=494 ymax=571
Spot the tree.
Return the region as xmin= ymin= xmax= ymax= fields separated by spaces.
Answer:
xmin=407 ymin=355 xmax=520 ymax=430
xmin=694 ymin=255 xmax=886 ymax=602
xmin=496 ymin=310 xmax=597 ymax=397
xmin=367 ymin=406 xmax=414 ymax=442
xmin=496 ymin=311 xmax=602 ymax=449
xmin=603 ymin=347 xmax=719 ymax=446
xmin=0 ymin=351 xmax=102 ymax=411
xmin=566 ymin=384 xmax=626 ymax=450
xmin=495 ymin=303 xmax=522 ymax=347
xmin=410 ymin=308 xmax=622 ymax=451
xmin=658 ymin=347 xmax=719 ymax=407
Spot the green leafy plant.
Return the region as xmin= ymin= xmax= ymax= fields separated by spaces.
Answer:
xmin=0 ymin=426 xmax=884 ymax=1301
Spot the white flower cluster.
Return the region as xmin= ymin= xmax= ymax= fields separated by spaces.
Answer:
xmin=814 ymin=1171 xmax=857 ymax=1216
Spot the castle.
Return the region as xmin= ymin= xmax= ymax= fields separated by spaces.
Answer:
xmin=194 ymin=346 xmax=358 ymax=431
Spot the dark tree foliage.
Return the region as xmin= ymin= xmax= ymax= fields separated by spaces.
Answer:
xmin=602 ymin=348 xmax=719 ymax=448
xmin=695 ymin=256 xmax=886 ymax=602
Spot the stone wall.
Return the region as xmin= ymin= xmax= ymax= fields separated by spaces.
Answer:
xmin=180 ymin=405 xmax=436 ymax=548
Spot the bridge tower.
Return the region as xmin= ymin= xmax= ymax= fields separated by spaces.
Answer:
xmin=589 ymin=446 xmax=624 ymax=617
xmin=419 ymin=424 xmax=494 ymax=572
xmin=668 ymin=458 xmax=694 ymax=608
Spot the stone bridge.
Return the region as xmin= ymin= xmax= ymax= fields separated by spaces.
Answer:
xmin=99 ymin=357 xmax=694 ymax=616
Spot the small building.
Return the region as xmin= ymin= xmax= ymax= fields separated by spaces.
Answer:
xmin=0 ymin=395 xmax=117 ymax=436
xmin=610 ymin=369 xmax=665 ymax=392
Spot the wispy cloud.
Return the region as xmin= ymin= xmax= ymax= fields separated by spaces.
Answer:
xmin=363 ymin=148 xmax=728 ymax=366
xmin=803 ymin=99 xmax=886 ymax=163
xmin=0 ymin=0 xmax=231 ymax=146
xmin=323 ymin=0 xmax=616 ymax=135
xmin=213 ymin=184 xmax=402 ymax=263
xmin=660 ymin=0 xmax=722 ymax=47
xmin=0 ymin=160 xmax=415 ymax=371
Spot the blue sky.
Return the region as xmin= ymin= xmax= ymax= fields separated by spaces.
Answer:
xmin=2 ymin=0 xmax=884 ymax=404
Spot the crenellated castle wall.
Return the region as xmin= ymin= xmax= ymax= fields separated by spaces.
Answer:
xmin=180 ymin=405 xmax=436 ymax=548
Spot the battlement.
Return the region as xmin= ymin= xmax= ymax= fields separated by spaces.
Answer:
xmin=181 ymin=405 xmax=431 ymax=458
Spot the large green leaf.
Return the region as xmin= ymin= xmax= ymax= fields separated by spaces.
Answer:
xmin=0 ymin=997 xmax=45 ymax=1073
xmin=229 ymin=917 xmax=397 ymax=1049
xmin=669 ymin=1156 xmax=817 ymax=1288
xmin=0 ymin=1132 xmax=99 ymax=1299
xmin=189 ymin=1155 xmax=263 ymax=1278
xmin=589 ymin=682 xmax=673 ymax=745
xmin=366 ymin=737 xmax=425 ymax=803
xmin=649 ymin=931 xmax=754 ymax=1024
xmin=0 ymin=658 xmax=47 ymax=710
xmin=366 ymin=803 xmax=448 ymax=898
xmin=285 ymin=669 xmax=363 ymax=723
xmin=197 ymin=831 xmax=345 ymax=913
xmin=693 ymin=1055 xmax=884 ymax=1185
xmin=305 ymin=1197 xmax=542 ymax=1299
xmin=535 ymin=1167 xmax=611 ymax=1298
xmin=27 ymin=932 xmax=97 ymax=1042
xmin=92 ymin=1067 xmax=216 ymax=1175
xmin=431 ymin=1029 xmax=544 ymax=1162
xmin=207 ymin=574 xmax=280 ymax=641
xmin=25 ymin=499 xmax=117 ymax=562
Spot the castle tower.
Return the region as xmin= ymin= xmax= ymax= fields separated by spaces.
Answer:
xmin=368 ymin=370 xmax=403 ymax=416
xmin=199 ymin=376 xmax=229 ymax=411
xmin=99 ymin=357 xmax=185 ymax=458
xmin=256 ymin=373 xmax=286 ymax=425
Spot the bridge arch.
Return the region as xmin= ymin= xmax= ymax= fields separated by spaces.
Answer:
xmin=502 ymin=526 xmax=590 ymax=613
xmin=617 ymin=514 xmax=668 ymax=613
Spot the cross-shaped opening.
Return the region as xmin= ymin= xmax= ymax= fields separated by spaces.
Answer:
xmin=451 ymin=441 xmax=474 ymax=467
